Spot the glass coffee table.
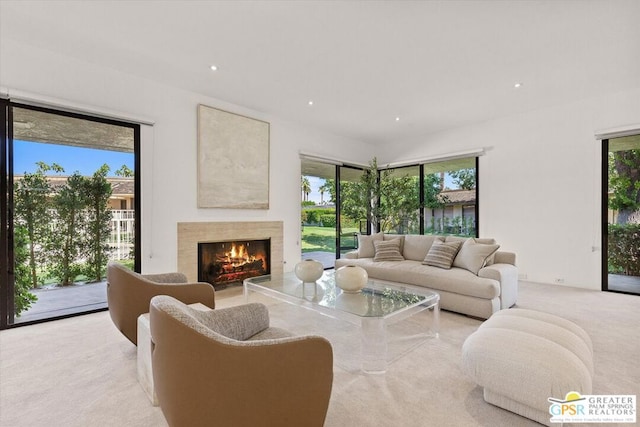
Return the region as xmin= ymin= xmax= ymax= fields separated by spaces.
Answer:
xmin=243 ymin=270 xmax=439 ymax=373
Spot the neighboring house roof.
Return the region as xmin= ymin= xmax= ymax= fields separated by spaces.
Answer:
xmin=439 ymin=189 xmax=476 ymax=205
xmin=109 ymin=178 xmax=134 ymax=196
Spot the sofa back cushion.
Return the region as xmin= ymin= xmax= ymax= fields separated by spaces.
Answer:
xmin=357 ymin=232 xmax=383 ymax=258
xmin=403 ymin=234 xmax=441 ymax=261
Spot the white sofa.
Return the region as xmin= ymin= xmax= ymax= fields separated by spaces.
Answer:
xmin=334 ymin=233 xmax=518 ymax=319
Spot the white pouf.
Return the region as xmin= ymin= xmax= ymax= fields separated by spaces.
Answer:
xmin=462 ymin=308 xmax=593 ymax=426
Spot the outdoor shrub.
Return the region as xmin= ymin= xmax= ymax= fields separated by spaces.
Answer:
xmin=608 ymin=223 xmax=640 ymax=275
xmin=340 ymin=216 xmax=358 ymax=229
xmin=320 ymin=214 xmax=336 ymax=228
xmin=302 ymin=208 xmax=335 ymax=225
xmin=13 ymin=226 xmax=37 ymax=316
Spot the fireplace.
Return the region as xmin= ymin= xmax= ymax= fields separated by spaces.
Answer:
xmin=198 ymin=239 xmax=270 ymax=289
xmin=177 ymin=221 xmax=283 ymax=286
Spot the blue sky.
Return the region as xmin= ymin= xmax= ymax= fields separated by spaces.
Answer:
xmin=13 ymin=140 xmax=134 ymax=177
xmin=306 ymin=176 xmax=326 ymax=204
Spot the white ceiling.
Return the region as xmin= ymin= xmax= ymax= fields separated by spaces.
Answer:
xmin=2 ymin=1 xmax=639 ymax=145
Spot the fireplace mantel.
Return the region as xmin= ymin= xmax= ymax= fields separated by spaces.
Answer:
xmin=177 ymin=221 xmax=283 ymax=283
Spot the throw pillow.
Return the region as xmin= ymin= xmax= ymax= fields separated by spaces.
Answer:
xmin=373 ymin=240 xmax=405 ymax=262
xmin=383 ymin=234 xmax=405 ymax=254
xmin=422 ymin=238 xmax=462 ymax=269
xmin=452 ymin=238 xmax=500 ymax=275
xmin=472 ymin=237 xmax=498 ymax=265
xmin=357 ymin=232 xmax=383 ymax=258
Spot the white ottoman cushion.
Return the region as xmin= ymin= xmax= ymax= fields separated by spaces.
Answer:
xmin=462 ymin=308 xmax=593 ymax=426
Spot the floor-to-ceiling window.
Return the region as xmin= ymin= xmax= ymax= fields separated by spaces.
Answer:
xmin=338 ymin=166 xmax=366 ymax=256
xmin=1 ymin=102 xmax=140 ymax=328
xmin=301 ymin=159 xmax=339 ymax=268
xmin=602 ymin=134 xmax=640 ymax=295
xmin=300 ymin=158 xmax=366 ymax=267
xmin=423 ymin=157 xmax=478 ymax=237
xmin=300 ymin=153 xmax=479 ymax=267
xmin=380 ymin=165 xmax=421 ymax=234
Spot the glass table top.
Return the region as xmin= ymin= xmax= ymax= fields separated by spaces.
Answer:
xmin=244 ymin=270 xmax=439 ymax=319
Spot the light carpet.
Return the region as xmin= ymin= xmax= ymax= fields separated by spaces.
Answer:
xmin=0 ymin=281 xmax=638 ymax=427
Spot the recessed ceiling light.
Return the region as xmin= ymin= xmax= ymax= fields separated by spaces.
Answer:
xmin=514 ymin=82 xmax=522 ymax=88
xmin=395 ymin=117 xmax=400 ymax=121
xmin=210 ymin=65 xmax=218 ymax=71
xmin=308 ymin=100 xmax=314 ymax=106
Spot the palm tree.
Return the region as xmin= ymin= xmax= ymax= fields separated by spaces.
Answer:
xmin=301 ymin=176 xmax=311 ymax=201
xmin=319 ymin=180 xmax=333 ymax=204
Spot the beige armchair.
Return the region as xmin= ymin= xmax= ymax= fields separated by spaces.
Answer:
xmin=106 ymin=262 xmax=215 ymax=345
xmin=149 ymin=295 xmax=334 ymax=427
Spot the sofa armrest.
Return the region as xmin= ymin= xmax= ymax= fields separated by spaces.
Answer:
xmin=478 ymin=263 xmax=518 ymax=309
xmin=493 ymin=251 xmax=516 ymax=266
xmin=342 ymin=251 xmax=359 ymax=259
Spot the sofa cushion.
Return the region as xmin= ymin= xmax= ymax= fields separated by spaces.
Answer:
xmin=423 ymin=239 xmax=462 ymax=269
xmin=446 ymin=236 xmax=498 ymax=264
xmin=453 ymin=238 xmax=500 ymax=275
xmin=383 ymin=234 xmax=405 ymax=254
xmin=403 ymin=234 xmax=440 ymax=261
xmin=357 ymin=232 xmax=383 ymax=258
xmin=335 ymin=258 xmax=500 ymax=300
xmin=373 ymin=240 xmax=404 ymax=262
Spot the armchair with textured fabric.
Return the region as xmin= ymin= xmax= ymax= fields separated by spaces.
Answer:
xmin=149 ymin=295 xmax=334 ymax=427
xmin=106 ymin=262 xmax=215 ymax=345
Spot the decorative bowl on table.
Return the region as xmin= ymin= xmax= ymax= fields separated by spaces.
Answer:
xmin=294 ymin=259 xmax=324 ymax=283
xmin=335 ymin=265 xmax=368 ymax=293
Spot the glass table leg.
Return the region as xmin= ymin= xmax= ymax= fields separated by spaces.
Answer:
xmin=361 ymin=317 xmax=388 ymax=374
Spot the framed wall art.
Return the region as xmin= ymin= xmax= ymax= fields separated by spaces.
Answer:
xmin=197 ymin=105 xmax=270 ymax=209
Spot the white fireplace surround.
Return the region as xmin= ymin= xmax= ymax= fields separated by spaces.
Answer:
xmin=177 ymin=221 xmax=284 ymax=283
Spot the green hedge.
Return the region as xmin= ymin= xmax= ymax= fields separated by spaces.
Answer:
xmin=302 ymin=208 xmax=335 ymax=225
xmin=608 ymin=223 xmax=640 ymax=275
xmin=302 ymin=208 xmax=361 ymax=229
xmin=320 ymin=214 xmax=336 ymax=228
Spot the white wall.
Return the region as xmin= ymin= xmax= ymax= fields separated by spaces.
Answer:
xmin=0 ymin=39 xmax=373 ymax=273
xmin=4 ymin=37 xmax=640 ymax=288
xmin=378 ymin=88 xmax=640 ymax=290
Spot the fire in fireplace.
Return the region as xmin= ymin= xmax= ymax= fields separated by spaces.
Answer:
xmin=198 ymin=239 xmax=270 ymax=289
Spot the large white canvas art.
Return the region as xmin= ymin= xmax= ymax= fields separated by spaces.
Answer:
xmin=197 ymin=105 xmax=270 ymax=209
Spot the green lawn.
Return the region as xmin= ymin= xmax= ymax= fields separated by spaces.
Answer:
xmin=301 ymin=226 xmax=358 ymax=253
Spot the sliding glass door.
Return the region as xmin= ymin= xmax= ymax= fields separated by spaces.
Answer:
xmin=1 ymin=102 xmax=140 ymax=327
xmin=603 ymin=134 xmax=640 ymax=295
xmin=338 ymin=166 xmax=366 ymax=256
xmin=301 ymin=159 xmax=339 ymax=268
xmin=300 ymin=160 xmax=367 ymax=267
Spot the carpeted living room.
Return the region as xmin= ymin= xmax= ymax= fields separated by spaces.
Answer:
xmin=1 ymin=282 xmax=639 ymax=426
xmin=1 ymin=1 xmax=640 ymax=427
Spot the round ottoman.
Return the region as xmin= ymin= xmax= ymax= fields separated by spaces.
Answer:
xmin=462 ymin=308 xmax=593 ymax=426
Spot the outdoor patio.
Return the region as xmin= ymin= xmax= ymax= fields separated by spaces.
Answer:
xmin=15 ymin=282 xmax=107 ymax=324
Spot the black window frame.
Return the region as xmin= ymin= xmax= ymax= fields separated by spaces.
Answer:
xmin=1 ymin=101 xmax=141 ymax=329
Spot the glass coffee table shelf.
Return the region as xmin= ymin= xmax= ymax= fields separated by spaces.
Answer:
xmin=243 ymin=270 xmax=439 ymax=373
